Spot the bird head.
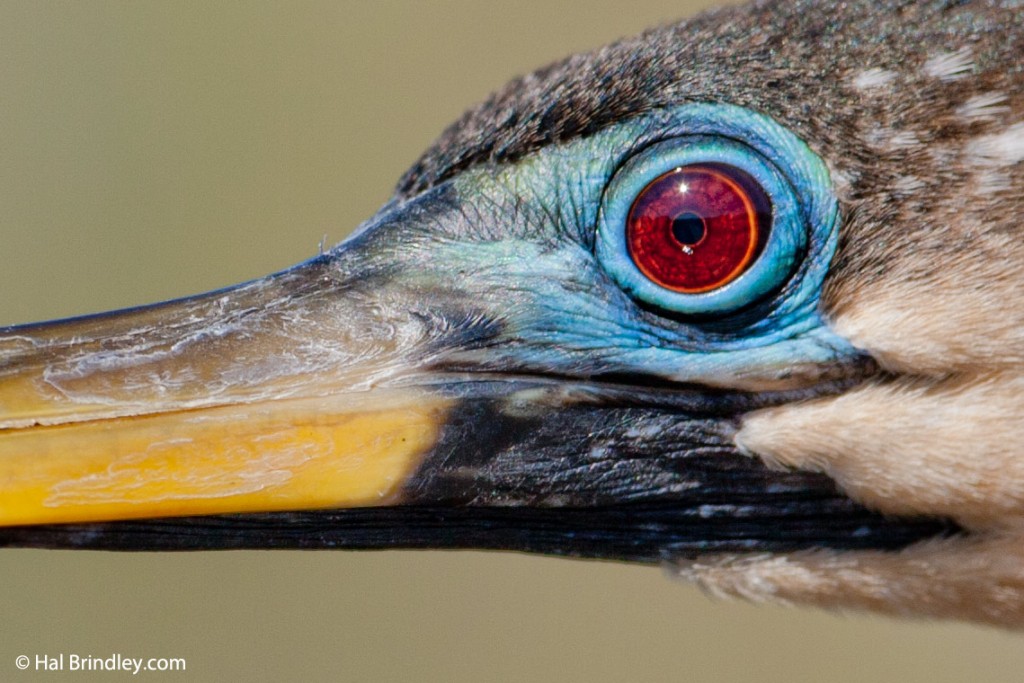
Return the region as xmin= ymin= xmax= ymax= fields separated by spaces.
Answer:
xmin=2 ymin=0 xmax=1023 ymax=627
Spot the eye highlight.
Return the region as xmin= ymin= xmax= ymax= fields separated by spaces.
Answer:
xmin=626 ymin=164 xmax=771 ymax=294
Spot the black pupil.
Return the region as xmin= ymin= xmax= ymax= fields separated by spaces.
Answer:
xmin=671 ymin=212 xmax=706 ymax=245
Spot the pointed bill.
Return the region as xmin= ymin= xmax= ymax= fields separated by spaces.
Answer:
xmin=0 ymin=258 xmax=452 ymax=525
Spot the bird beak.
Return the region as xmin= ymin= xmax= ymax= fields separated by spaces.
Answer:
xmin=0 ymin=249 xmax=458 ymax=526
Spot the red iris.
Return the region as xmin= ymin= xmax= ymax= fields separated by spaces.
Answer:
xmin=626 ymin=164 xmax=771 ymax=293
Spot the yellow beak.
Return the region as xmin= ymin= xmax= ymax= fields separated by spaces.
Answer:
xmin=0 ymin=259 xmax=452 ymax=526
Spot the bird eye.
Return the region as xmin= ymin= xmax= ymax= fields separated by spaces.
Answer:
xmin=596 ymin=123 xmax=814 ymax=317
xmin=626 ymin=164 xmax=771 ymax=294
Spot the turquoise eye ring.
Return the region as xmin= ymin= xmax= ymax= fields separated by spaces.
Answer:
xmin=595 ymin=103 xmax=838 ymax=318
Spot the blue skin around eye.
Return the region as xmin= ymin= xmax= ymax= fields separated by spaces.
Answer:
xmin=541 ymin=104 xmax=849 ymax=382
xmin=332 ymin=103 xmax=856 ymax=387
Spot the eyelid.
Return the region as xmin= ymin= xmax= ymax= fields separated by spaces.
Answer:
xmin=596 ymin=134 xmax=805 ymax=315
xmin=592 ymin=103 xmax=839 ymax=328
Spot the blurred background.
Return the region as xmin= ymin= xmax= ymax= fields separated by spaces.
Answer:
xmin=1 ymin=1 xmax=1022 ymax=681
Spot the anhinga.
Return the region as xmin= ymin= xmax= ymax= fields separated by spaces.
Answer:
xmin=1 ymin=0 xmax=1022 ymax=628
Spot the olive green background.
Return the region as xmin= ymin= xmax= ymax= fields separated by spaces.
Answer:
xmin=0 ymin=2 xmax=1021 ymax=681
